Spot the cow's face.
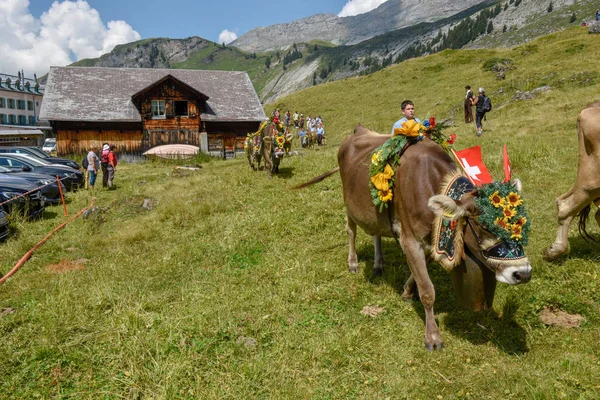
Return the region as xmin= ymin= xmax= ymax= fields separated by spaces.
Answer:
xmin=429 ymin=180 xmax=532 ymax=285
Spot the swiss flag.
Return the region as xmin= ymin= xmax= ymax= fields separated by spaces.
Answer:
xmin=452 ymin=146 xmax=494 ymax=186
xmin=503 ymin=145 xmax=511 ymax=182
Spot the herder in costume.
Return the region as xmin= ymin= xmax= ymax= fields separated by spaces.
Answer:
xmin=464 ymin=85 xmax=474 ymax=123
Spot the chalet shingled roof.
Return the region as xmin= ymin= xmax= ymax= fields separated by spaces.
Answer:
xmin=39 ymin=66 xmax=267 ymax=123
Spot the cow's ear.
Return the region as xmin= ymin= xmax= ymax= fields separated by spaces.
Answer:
xmin=428 ymin=195 xmax=471 ymax=220
xmin=512 ymin=178 xmax=523 ymax=193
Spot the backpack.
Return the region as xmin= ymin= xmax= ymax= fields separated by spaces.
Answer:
xmin=82 ymin=156 xmax=89 ymax=170
xmin=483 ymin=96 xmax=492 ymax=112
xmin=101 ymin=149 xmax=110 ymax=165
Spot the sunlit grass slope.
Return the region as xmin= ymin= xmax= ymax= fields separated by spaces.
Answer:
xmin=1 ymin=26 xmax=599 ymax=398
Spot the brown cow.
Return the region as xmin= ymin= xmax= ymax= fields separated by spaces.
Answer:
xmin=545 ymin=102 xmax=600 ymax=260
xmin=298 ymin=125 xmax=532 ymax=350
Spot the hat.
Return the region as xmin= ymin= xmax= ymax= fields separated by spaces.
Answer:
xmin=465 ymin=85 xmax=471 ymax=89
xmin=103 ymin=144 xmax=109 ymax=151
xmin=478 ymin=87 xmax=485 ymax=93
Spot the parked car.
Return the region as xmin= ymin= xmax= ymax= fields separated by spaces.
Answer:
xmin=42 ymin=138 xmax=57 ymax=155
xmin=0 ymin=166 xmax=66 ymax=204
xmin=0 ymin=179 xmax=45 ymax=219
xmin=0 ymin=154 xmax=84 ymax=191
xmin=0 ymin=208 xmax=8 ymax=241
xmin=0 ymin=146 xmax=80 ymax=169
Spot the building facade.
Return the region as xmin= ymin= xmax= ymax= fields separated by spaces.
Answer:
xmin=0 ymin=73 xmax=44 ymax=131
xmin=40 ymin=67 xmax=267 ymax=156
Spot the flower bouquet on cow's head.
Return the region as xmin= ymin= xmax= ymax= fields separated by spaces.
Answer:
xmin=422 ymin=117 xmax=455 ymax=150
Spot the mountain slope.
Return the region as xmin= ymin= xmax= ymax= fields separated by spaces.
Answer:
xmin=230 ymin=0 xmax=490 ymax=52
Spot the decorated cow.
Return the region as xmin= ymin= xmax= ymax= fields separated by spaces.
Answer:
xmin=545 ymin=102 xmax=600 ymax=260
xmin=245 ymin=118 xmax=293 ymax=177
xmin=296 ymin=124 xmax=532 ymax=350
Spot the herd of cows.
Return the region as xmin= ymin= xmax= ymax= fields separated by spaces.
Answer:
xmin=0 ymin=146 xmax=84 ymax=241
xmin=292 ymin=102 xmax=600 ymax=350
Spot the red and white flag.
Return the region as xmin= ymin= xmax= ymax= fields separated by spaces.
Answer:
xmin=503 ymin=145 xmax=511 ymax=182
xmin=452 ymin=146 xmax=494 ymax=186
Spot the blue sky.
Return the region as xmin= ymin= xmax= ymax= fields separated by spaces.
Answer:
xmin=29 ymin=0 xmax=351 ymax=42
xmin=2 ymin=0 xmax=387 ymax=76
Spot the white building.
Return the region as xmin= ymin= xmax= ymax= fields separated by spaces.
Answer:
xmin=0 ymin=72 xmax=44 ymax=131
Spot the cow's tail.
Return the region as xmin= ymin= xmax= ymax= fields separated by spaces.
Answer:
xmin=293 ymin=167 xmax=340 ymax=189
xmin=577 ymin=203 xmax=596 ymax=242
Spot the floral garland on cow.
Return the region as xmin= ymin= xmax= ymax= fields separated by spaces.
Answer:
xmin=474 ymin=181 xmax=531 ymax=246
xmin=369 ymin=118 xmax=455 ymax=212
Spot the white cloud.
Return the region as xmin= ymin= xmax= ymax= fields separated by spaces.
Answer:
xmin=338 ymin=0 xmax=389 ymax=17
xmin=0 ymin=0 xmax=140 ymax=77
xmin=218 ymin=29 xmax=238 ymax=45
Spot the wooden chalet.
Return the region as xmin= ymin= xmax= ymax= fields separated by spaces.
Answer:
xmin=39 ymin=66 xmax=267 ymax=156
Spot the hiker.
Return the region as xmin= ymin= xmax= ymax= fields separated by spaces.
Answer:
xmin=391 ymin=100 xmax=422 ymax=134
xmin=471 ymin=87 xmax=490 ymax=136
xmin=464 ymin=85 xmax=474 ymax=123
xmin=293 ymin=111 xmax=299 ymax=127
xmin=299 ymin=127 xmax=307 ymax=147
xmin=87 ymin=145 xmax=100 ymax=192
xmin=100 ymin=143 xmax=110 ymax=188
xmin=596 ymin=10 xmax=599 ymax=21
xmin=284 ymin=110 xmax=291 ymax=127
xmin=316 ymin=123 xmax=325 ymax=146
xmin=107 ymin=144 xmax=118 ymax=188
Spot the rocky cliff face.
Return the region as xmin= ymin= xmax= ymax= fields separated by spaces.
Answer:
xmin=77 ymin=37 xmax=211 ymax=68
xmin=230 ymin=0 xmax=487 ymax=52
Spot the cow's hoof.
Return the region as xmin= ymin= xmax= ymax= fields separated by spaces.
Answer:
xmin=425 ymin=342 xmax=444 ymax=351
xmin=348 ymin=263 xmax=359 ymax=273
xmin=543 ymin=247 xmax=565 ymax=262
xmin=373 ymin=266 xmax=383 ymax=276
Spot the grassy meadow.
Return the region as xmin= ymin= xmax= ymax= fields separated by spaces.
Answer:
xmin=2 ymin=26 xmax=600 ymax=398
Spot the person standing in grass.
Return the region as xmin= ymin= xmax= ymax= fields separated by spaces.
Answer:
xmin=87 ymin=145 xmax=100 ymax=192
xmin=464 ymin=85 xmax=474 ymax=123
xmin=316 ymin=123 xmax=325 ymax=146
xmin=293 ymin=111 xmax=299 ymax=128
xmin=391 ymin=100 xmax=421 ymax=134
xmin=107 ymin=144 xmax=118 ymax=188
xmin=471 ymin=88 xmax=487 ymax=136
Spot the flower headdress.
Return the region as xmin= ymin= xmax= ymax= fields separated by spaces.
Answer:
xmin=474 ymin=181 xmax=531 ymax=245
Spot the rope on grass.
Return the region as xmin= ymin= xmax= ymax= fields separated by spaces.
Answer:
xmin=0 ymin=198 xmax=96 ymax=285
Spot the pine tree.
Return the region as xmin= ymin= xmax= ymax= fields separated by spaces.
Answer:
xmin=547 ymin=2 xmax=553 ymax=12
xmin=569 ymin=12 xmax=576 ymax=23
xmin=487 ymin=21 xmax=494 ymax=34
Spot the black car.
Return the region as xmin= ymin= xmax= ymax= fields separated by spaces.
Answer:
xmin=0 ymin=180 xmax=45 ymax=219
xmin=0 ymin=166 xmax=66 ymax=204
xmin=0 ymin=146 xmax=80 ymax=170
xmin=0 ymin=154 xmax=84 ymax=191
xmin=0 ymin=208 xmax=8 ymax=241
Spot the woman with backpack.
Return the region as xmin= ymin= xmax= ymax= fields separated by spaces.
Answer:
xmin=471 ymin=87 xmax=490 ymax=137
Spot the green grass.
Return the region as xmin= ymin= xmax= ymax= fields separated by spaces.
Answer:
xmin=2 ymin=26 xmax=600 ymax=398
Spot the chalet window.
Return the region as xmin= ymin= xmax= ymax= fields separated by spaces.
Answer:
xmin=0 ymin=98 xmax=5 ymax=108
xmin=0 ymin=114 xmax=6 ymax=124
xmin=8 ymin=115 xmax=16 ymax=124
xmin=17 ymin=100 xmax=25 ymax=110
xmin=174 ymin=101 xmax=188 ymax=117
xmin=151 ymin=100 xmax=166 ymax=119
xmin=19 ymin=115 xmax=27 ymax=125
xmin=27 ymin=100 xmax=33 ymax=110
xmin=7 ymin=99 xmax=15 ymax=109
xmin=29 ymin=116 xmax=36 ymax=125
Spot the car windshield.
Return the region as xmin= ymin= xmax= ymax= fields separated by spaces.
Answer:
xmin=9 ymin=155 xmax=49 ymax=166
xmin=25 ymin=147 xmax=50 ymax=158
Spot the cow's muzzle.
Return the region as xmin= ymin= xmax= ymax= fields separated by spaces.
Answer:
xmin=495 ymin=264 xmax=532 ymax=285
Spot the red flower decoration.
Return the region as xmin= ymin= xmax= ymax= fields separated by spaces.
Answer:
xmin=429 ymin=117 xmax=436 ymax=128
xmin=447 ymin=134 xmax=456 ymax=145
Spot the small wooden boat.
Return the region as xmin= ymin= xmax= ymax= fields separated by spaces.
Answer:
xmin=143 ymin=144 xmax=200 ymax=159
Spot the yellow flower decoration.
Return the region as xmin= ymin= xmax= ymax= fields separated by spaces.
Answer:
xmin=506 ymin=192 xmax=523 ymax=207
xmin=513 ymin=216 xmax=527 ymax=227
xmin=382 ymin=164 xmax=395 ymax=179
xmin=371 ymin=173 xmax=390 ymax=191
xmin=371 ymin=150 xmax=382 ymax=165
xmin=502 ymin=205 xmax=517 ymax=220
xmin=494 ymin=217 xmax=510 ymax=230
xmin=393 ymin=119 xmax=425 ymax=137
xmin=511 ymin=224 xmax=523 ymax=240
xmin=489 ymin=191 xmax=506 ymax=208
xmin=378 ymin=189 xmax=393 ymax=202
